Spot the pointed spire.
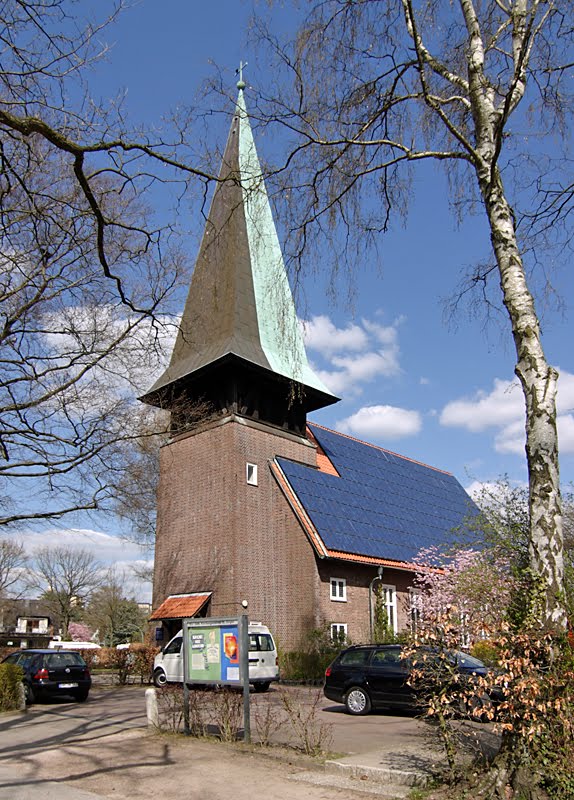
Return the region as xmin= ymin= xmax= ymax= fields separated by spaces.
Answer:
xmin=141 ymin=84 xmax=338 ymax=418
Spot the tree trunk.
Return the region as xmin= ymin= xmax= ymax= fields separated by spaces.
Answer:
xmin=480 ymin=168 xmax=566 ymax=632
xmin=474 ymin=732 xmax=549 ymax=800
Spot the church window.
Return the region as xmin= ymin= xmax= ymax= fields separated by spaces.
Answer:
xmin=246 ymin=463 xmax=258 ymax=486
xmin=380 ymin=584 xmax=398 ymax=633
xmin=330 ymin=577 xmax=347 ymax=601
xmin=330 ymin=623 xmax=347 ymax=643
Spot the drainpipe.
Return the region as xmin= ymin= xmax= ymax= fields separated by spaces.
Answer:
xmin=369 ymin=566 xmax=384 ymax=642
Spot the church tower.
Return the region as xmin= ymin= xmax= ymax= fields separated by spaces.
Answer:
xmin=141 ymin=82 xmax=338 ymax=646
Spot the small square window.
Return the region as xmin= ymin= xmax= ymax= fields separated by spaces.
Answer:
xmin=330 ymin=577 xmax=347 ymax=602
xmin=330 ymin=623 xmax=347 ymax=643
xmin=246 ymin=463 xmax=258 ymax=486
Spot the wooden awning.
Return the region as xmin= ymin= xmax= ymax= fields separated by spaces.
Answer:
xmin=149 ymin=592 xmax=211 ymax=621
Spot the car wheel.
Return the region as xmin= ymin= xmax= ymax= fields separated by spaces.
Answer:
xmin=345 ymin=686 xmax=371 ymax=716
xmin=74 ymin=690 xmax=89 ymax=703
xmin=253 ymin=682 xmax=270 ymax=693
xmin=153 ymin=668 xmax=168 ymax=688
xmin=23 ymin=682 xmax=35 ymax=706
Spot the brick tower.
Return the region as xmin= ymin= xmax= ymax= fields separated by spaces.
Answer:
xmin=141 ymin=83 xmax=338 ymax=648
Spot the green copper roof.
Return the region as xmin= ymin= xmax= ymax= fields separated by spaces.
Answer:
xmin=144 ymin=88 xmax=338 ymax=404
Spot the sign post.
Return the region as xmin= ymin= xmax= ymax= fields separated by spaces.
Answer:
xmin=239 ymin=614 xmax=250 ymax=743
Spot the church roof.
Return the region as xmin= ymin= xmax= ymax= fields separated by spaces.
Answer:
xmin=272 ymin=423 xmax=477 ymax=568
xmin=143 ymin=88 xmax=337 ymax=406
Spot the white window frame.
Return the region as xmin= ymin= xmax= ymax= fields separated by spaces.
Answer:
xmin=330 ymin=623 xmax=347 ymax=642
xmin=408 ymin=588 xmax=423 ymax=637
xmin=246 ymin=462 xmax=258 ymax=486
xmin=330 ymin=577 xmax=347 ymax=602
xmin=381 ymin=584 xmax=398 ymax=633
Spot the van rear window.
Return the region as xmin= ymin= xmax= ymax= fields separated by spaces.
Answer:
xmin=249 ymin=634 xmax=274 ymax=652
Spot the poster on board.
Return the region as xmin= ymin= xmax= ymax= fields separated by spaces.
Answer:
xmin=184 ymin=618 xmax=243 ymax=684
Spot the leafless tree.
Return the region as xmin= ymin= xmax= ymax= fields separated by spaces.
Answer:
xmin=29 ymin=545 xmax=102 ymax=636
xmin=112 ymin=400 xmax=212 ymax=550
xmin=85 ymin=567 xmax=148 ymax=646
xmin=0 ymin=539 xmax=27 ymax=597
xmin=0 ymin=1 xmax=216 ymax=526
xmin=249 ymin=0 xmax=572 ymax=636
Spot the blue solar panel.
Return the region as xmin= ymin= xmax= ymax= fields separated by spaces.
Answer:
xmin=276 ymin=423 xmax=479 ymax=563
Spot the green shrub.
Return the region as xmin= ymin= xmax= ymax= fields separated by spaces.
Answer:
xmin=0 ymin=663 xmax=23 ymax=711
xmin=279 ymin=649 xmax=336 ymax=682
xmin=279 ymin=624 xmax=344 ymax=682
xmin=470 ymin=639 xmax=500 ymax=667
xmin=95 ymin=644 xmax=159 ymax=684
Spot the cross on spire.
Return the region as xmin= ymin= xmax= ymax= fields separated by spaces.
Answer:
xmin=236 ymin=60 xmax=248 ymax=90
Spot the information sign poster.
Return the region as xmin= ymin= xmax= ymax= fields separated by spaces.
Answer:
xmin=184 ymin=618 xmax=243 ymax=684
xmin=181 ymin=615 xmax=250 ymax=742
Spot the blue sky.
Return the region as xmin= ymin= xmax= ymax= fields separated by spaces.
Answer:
xmin=10 ymin=1 xmax=574 ymax=598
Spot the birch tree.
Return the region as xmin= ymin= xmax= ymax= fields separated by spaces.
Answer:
xmin=253 ymin=0 xmax=572 ymax=633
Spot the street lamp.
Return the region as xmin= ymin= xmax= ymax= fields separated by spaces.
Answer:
xmin=368 ymin=566 xmax=384 ymax=642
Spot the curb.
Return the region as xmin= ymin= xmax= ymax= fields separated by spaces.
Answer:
xmin=325 ymin=759 xmax=432 ymax=788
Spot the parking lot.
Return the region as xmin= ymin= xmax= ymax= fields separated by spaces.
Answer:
xmin=0 ymin=683 xmax=499 ymax=800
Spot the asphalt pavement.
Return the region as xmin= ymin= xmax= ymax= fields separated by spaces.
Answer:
xmin=0 ymin=684 xmax=500 ymax=800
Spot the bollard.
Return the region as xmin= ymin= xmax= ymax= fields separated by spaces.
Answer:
xmin=145 ymin=687 xmax=160 ymax=729
xmin=18 ymin=682 xmax=26 ymax=712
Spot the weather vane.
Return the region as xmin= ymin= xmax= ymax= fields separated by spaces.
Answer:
xmin=236 ymin=61 xmax=248 ymax=90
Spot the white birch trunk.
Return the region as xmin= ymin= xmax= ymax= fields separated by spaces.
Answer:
xmin=463 ymin=0 xmax=567 ymax=628
xmin=481 ymin=173 xmax=566 ymax=631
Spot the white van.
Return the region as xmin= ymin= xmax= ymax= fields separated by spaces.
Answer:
xmin=153 ymin=621 xmax=279 ymax=692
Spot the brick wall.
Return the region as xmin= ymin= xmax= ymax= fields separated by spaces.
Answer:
xmin=153 ymin=415 xmax=320 ymax=650
xmin=316 ymin=561 xmax=417 ymax=644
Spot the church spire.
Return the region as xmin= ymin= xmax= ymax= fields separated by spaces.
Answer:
xmin=141 ymin=83 xmax=338 ymax=432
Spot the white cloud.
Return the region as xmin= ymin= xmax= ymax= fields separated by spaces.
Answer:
xmin=558 ymin=414 xmax=574 ymax=453
xmin=16 ymin=527 xmax=153 ymax=602
xmin=440 ymin=378 xmax=524 ymax=432
xmin=42 ymin=305 xmax=179 ymax=399
xmin=440 ymin=370 xmax=574 ymax=456
xmin=494 ymin=419 xmax=526 ymax=455
xmin=301 ymin=315 xmax=368 ymax=354
xmin=302 ymin=313 xmax=403 ymax=396
xmin=337 ymin=405 xmax=422 ymax=440
xmin=464 ymin=479 xmax=529 ymax=508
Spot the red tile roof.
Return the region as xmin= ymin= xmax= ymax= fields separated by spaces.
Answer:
xmin=150 ymin=593 xmax=211 ymax=621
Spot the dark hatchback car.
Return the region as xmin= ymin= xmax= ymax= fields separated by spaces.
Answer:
xmin=324 ymin=643 xmax=491 ymax=716
xmin=2 ymin=649 xmax=91 ymax=704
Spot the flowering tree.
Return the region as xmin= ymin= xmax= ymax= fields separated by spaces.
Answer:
xmin=68 ymin=622 xmax=94 ymax=642
xmin=413 ymin=546 xmax=515 ymax=645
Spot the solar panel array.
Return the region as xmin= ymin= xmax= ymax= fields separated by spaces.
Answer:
xmin=276 ymin=424 xmax=478 ymax=563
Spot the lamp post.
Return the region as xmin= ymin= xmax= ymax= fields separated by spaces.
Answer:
xmin=368 ymin=566 xmax=384 ymax=642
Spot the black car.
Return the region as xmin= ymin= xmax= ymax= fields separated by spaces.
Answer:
xmin=324 ymin=643 xmax=491 ymax=716
xmin=2 ymin=649 xmax=92 ymax=704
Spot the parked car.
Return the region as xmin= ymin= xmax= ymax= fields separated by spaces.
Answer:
xmin=2 ymin=649 xmax=92 ymax=704
xmin=153 ymin=622 xmax=279 ymax=692
xmin=324 ymin=643 xmax=492 ymax=716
